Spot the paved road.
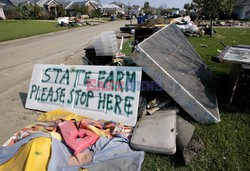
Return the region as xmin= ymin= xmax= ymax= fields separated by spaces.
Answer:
xmin=0 ymin=20 xmax=130 ymax=145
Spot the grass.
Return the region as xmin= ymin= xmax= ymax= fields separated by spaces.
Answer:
xmin=122 ymin=28 xmax=250 ymax=171
xmin=0 ymin=20 xmax=66 ymax=42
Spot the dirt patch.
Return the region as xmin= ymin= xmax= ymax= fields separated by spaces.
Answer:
xmin=183 ymin=137 xmax=205 ymax=165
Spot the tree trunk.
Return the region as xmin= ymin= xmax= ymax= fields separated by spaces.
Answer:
xmin=210 ymin=18 xmax=213 ymax=37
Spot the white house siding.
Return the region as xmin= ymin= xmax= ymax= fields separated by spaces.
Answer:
xmin=0 ymin=5 xmax=5 ymax=20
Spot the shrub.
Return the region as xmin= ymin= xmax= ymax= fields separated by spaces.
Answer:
xmin=5 ymin=6 xmax=23 ymax=19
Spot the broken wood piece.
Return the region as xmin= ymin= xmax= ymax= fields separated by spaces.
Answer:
xmin=147 ymin=100 xmax=171 ymax=115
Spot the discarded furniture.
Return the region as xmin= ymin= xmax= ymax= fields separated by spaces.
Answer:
xmin=83 ymin=32 xmax=119 ymax=65
xmin=130 ymin=109 xmax=177 ymax=154
xmin=176 ymin=115 xmax=197 ymax=165
xmin=120 ymin=26 xmax=136 ymax=33
xmin=214 ymin=45 xmax=250 ymax=106
xmin=125 ymin=24 xmax=138 ymax=27
xmin=134 ymin=28 xmax=156 ymax=46
xmin=229 ymin=64 xmax=250 ymax=106
xmin=215 ymin=46 xmax=250 ymax=64
xmin=83 ymin=48 xmax=113 ymax=65
xmin=131 ymin=23 xmax=220 ymax=123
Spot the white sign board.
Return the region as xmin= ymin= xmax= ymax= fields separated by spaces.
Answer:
xmin=26 ymin=64 xmax=142 ymax=126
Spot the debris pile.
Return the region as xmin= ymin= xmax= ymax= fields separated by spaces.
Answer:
xmin=0 ymin=110 xmax=144 ymax=170
xmin=175 ymin=16 xmax=205 ymax=37
xmin=58 ymin=17 xmax=100 ymax=28
xmin=1 ymin=21 xmax=223 ymax=170
xmin=199 ymin=20 xmax=250 ymax=27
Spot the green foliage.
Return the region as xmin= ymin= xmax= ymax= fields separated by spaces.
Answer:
xmin=5 ymin=5 xmax=23 ymax=19
xmin=143 ymin=1 xmax=151 ymax=14
xmin=160 ymin=8 xmax=172 ymax=15
xmin=73 ymin=4 xmax=88 ymax=16
xmin=56 ymin=5 xmax=66 ymax=17
xmin=5 ymin=4 xmax=46 ymax=19
xmin=33 ymin=5 xmax=43 ymax=18
xmin=193 ymin=0 xmax=234 ymax=19
xmin=184 ymin=2 xmax=196 ymax=14
xmin=92 ymin=8 xmax=102 ymax=18
xmin=18 ymin=3 xmax=32 ymax=19
xmin=28 ymin=4 xmax=44 ymax=19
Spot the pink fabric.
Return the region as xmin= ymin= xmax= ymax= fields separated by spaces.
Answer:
xmin=58 ymin=120 xmax=99 ymax=154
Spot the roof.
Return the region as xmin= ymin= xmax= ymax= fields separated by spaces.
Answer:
xmin=110 ymin=1 xmax=126 ymax=7
xmin=102 ymin=4 xmax=121 ymax=9
xmin=131 ymin=4 xmax=140 ymax=9
xmin=0 ymin=0 xmax=12 ymax=10
xmin=8 ymin=0 xmax=35 ymax=6
xmin=110 ymin=1 xmax=127 ymax=10
xmin=65 ymin=1 xmax=85 ymax=10
xmin=44 ymin=0 xmax=59 ymax=5
xmin=6 ymin=0 xmax=63 ymax=6
xmin=63 ymin=0 xmax=71 ymax=8
xmin=0 ymin=0 xmax=12 ymax=6
xmin=233 ymin=0 xmax=250 ymax=6
xmin=84 ymin=0 xmax=101 ymax=9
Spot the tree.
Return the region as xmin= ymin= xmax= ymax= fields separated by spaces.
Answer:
xmin=143 ymin=1 xmax=151 ymax=14
xmin=184 ymin=3 xmax=191 ymax=11
xmin=32 ymin=5 xmax=43 ymax=19
xmin=92 ymin=8 xmax=102 ymax=18
xmin=56 ymin=4 xmax=66 ymax=17
xmin=5 ymin=5 xmax=23 ymax=19
xmin=193 ymin=0 xmax=234 ymax=36
xmin=184 ymin=2 xmax=197 ymax=14
xmin=73 ymin=4 xmax=88 ymax=16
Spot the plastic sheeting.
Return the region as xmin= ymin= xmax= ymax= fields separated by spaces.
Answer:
xmin=0 ymin=137 xmax=51 ymax=171
xmin=58 ymin=17 xmax=69 ymax=25
xmin=38 ymin=110 xmax=86 ymax=122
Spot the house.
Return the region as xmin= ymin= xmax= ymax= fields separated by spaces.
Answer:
xmin=83 ymin=0 xmax=102 ymax=17
xmin=0 ymin=0 xmax=11 ymax=11
xmin=36 ymin=0 xmax=61 ymax=16
xmin=110 ymin=1 xmax=127 ymax=13
xmin=0 ymin=2 xmax=5 ymax=19
xmin=0 ymin=0 xmax=64 ymax=16
xmin=64 ymin=0 xmax=102 ymax=17
xmin=102 ymin=3 xmax=124 ymax=16
xmin=232 ymin=0 xmax=250 ymax=19
xmin=64 ymin=1 xmax=85 ymax=17
xmin=131 ymin=5 xmax=141 ymax=17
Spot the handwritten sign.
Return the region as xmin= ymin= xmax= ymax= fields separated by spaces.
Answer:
xmin=26 ymin=64 xmax=142 ymax=126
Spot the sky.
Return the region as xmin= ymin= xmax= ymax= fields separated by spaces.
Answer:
xmin=100 ymin=0 xmax=193 ymax=9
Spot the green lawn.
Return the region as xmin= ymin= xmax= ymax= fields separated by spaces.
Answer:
xmin=122 ymin=28 xmax=250 ymax=170
xmin=0 ymin=20 xmax=66 ymax=42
